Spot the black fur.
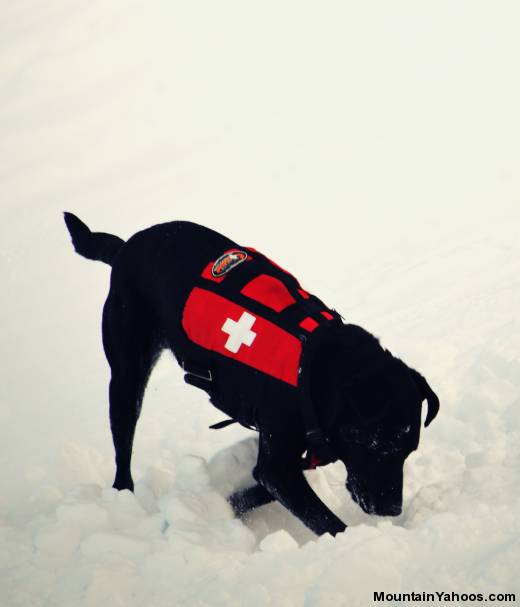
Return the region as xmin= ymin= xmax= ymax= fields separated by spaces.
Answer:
xmin=64 ymin=214 xmax=440 ymax=536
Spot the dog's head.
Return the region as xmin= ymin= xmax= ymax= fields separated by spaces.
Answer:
xmin=314 ymin=325 xmax=439 ymax=517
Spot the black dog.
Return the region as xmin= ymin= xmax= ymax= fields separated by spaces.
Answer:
xmin=64 ymin=214 xmax=439 ymax=536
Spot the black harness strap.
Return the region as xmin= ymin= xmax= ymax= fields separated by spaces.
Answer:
xmin=209 ymin=418 xmax=237 ymax=430
xmin=209 ymin=418 xmax=258 ymax=431
xmin=298 ymin=326 xmax=341 ymax=466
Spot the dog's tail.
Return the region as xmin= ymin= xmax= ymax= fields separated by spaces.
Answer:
xmin=64 ymin=212 xmax=125 ymax=266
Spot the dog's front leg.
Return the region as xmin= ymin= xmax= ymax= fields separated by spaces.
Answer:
xmin=254 ymin=432 xmax=346 ymax=537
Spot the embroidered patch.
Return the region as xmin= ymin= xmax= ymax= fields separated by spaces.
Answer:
xmin=211 ymin=250 xmax=248 ymax=278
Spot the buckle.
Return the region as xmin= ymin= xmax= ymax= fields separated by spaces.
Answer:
xmin=182 ymin=361 xmax=212 ymax=382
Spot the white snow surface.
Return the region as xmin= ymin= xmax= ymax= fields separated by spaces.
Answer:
xmin=2 ymin=1 xmax=520 ymax=605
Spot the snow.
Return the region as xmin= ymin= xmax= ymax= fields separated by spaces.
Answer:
xmin=1 ymin=0 xmax=520 ymax=605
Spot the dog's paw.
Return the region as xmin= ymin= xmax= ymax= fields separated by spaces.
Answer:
xmin=228 ymin=484 xmax=275 ymax=517
xmin=112 ymin=476 xmax=134 ymax=493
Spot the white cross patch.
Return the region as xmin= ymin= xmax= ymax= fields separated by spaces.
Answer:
xmin=221 ymin=311 xmax=257 ymax=353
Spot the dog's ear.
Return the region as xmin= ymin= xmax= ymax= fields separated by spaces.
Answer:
xmin=409 ymin=368 xmax=440 ymax=427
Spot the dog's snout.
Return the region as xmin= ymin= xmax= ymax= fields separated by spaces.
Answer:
xmin=346 ymin=477 xmax=402 ymax=517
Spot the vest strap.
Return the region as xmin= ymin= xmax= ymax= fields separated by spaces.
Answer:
xmin=298 ymin=326 xmax=341 ymax=465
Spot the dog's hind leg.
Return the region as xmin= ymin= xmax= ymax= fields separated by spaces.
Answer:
xmin=228 ymin=484 xmax=275 ymax=516
xmin=102 ymin=291 xmax=160 ymax=492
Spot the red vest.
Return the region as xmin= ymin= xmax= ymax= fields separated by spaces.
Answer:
xmin=182 ymin=247 xmax=340 ymax=387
